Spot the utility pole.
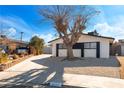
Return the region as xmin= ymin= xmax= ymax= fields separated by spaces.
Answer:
xmin=20 ymin=32 xmax=24 ymax=41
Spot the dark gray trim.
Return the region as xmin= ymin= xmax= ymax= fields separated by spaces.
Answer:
xmin=109 ymin=43 xmax=113 ymax=56
xmin=81 ymin=43 xmax=84 ymax=57
xmin=96 ymin=42 xmax=100 ymax=58
xmin=56 ymin=44 xmax=59 ymax=57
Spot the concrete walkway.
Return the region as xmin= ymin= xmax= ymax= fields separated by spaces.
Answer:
xmin=0 ymin=54 xmax=51 ymax=81
xmin=63 ymin=74 xmax=124 ymax=88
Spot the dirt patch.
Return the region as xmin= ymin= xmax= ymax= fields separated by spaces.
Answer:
xmin=117 ymin=56 xmax=124 ymax=79
xmin=64 ymin=67 xmax=119 ymax=78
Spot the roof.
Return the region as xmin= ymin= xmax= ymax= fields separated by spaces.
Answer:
xmin=48 ymin=33 xmax=114 ymax=43
xmin=9 ymin=39 xmax=28 ymax=44
xmin=119 ymin=39 xmax=124 ymax=43
xmin=0 ymin=37 xmax=28 ymax=45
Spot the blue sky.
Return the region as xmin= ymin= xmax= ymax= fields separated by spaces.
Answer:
xmin=0 ymin=5 xmax=124 ymax=44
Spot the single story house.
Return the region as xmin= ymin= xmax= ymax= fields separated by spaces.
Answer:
xmin=16 ymin=47 xmax=29 ymax=54
xmin=119 ymin=39 xmax=124 ymax=56
xmin=43 ymin=46 xmax=52 ymax=54
xmin=49 ymin=31 xmax=114 ymax=58
xmin=0 ymin=35 xmax=29 ymax=54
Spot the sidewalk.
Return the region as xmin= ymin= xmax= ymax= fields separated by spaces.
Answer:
xmin=63 ymin=74 xmax=124 ymax=88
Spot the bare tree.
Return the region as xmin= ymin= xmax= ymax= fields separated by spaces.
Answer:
xmin=39 ymin=6 xmax=99 ymax=59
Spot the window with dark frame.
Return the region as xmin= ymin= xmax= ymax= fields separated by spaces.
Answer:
xmin=84 ymin=42 xmax=96 ymax=49
xmin=58 ymin=44 xmax=66 ymax=49
xmin=58 ymin=42 xmax=97 ymax=49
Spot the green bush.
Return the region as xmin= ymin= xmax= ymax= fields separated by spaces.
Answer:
xmin=29 ymin=36 xmax=44 ymax=55
xmin=0 ymin=53 xmax=8 ymax=64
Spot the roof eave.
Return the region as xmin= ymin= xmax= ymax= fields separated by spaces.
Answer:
xmin=48 ymin=34 xmax=114 ymax=43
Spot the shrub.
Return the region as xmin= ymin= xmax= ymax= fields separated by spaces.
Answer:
xmin=29 ymin=36 xmax=44 ymax=55
xmin=0 ymin=53 xmax=8 ymax=64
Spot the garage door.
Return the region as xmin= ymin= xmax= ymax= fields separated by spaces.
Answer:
xmin=58 ymin=49 xmax=81 ymax=57
xmin=56 ymin=42 xmax=99 ymax=58
xmin=84 ymin=49 xmax=96 ymax=57
xmin=121 ymin=46 xmax=124 ymax=55
xmin=84 ymin=42 xmax=97 ymax=58
xmin=58 ymin=49 xmax=67 ymax=57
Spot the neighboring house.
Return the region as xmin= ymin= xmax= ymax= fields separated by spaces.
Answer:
xmin=0 ymin=35 xmax=28 ymax=54
xmin=43 ymin=46 xmax=52 ymax=54
xmin=119 ymin=39 xmax=124 ymax=56
xmin=49 ymin=31 xmax=114 ymax=58
xmin=110 ymin=41 xmax=121 ymax=56
xmin=0 ymin=45 xmax=8 ymax=52
xmin=17 ymin=47 xmax=29 ymax=54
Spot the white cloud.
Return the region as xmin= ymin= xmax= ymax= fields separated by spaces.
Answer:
xmin=8 ymin=27 xmax=16 ymax=36
xmin=0 ymin=16 xmax=34 ymax=34
xmin=0 ymin=27 xmax=16 ymax=37
xmin=0 ymin=15 xmax=44 ymax=41
xmin=94 ymin=16 xmax=124 ymax=40
xmin=32 ymin=33 xmax=55 ymax=45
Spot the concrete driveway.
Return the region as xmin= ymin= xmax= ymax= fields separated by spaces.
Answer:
xmin=0 ymin=55 xmax=52 ymax=86
xmin=0 ymin=54 xmax=121 ymax=87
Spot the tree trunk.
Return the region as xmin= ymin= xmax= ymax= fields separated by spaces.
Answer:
xmin=67 ymin=45 xmax=74 ymax=59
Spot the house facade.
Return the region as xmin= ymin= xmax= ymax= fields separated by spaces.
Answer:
xmin=49 ymin=33 xmax=114 ymax=58
xmin=0 ymin=35 xmax=28 ymax=54
xmin=119 ymin=39 xmax=124 ymax=56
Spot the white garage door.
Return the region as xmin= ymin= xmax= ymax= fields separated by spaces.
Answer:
xmin=121 ymin=46 xmax=124 ymax=55
xmin=59 ymin=49 xmax=67 ymax=57
xmin=84 ymin=49 xmax=96 ymax=58
xmin=58 ymin=49 xmax=81 ymax=57
xmin=73 ymin=49 xmax=81 ymax=57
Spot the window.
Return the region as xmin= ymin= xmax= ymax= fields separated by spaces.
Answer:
xmin=58 ymin=44 xmax=66 ymax=49
xmin=84 ymin=43 xmax=90 ymax=48
xmin=84 ymin=42 xmax=96 ymax=49
xmin=90 ymin=43 xmax=96 ymax=48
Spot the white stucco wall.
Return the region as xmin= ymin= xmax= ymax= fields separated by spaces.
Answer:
xmin=52 ymin=44 xmax=56 ymax=56
xmin=50 ymin=34 xmax=113 ymax=58
xmin=100 ymin=41 xmax=110 ymax=58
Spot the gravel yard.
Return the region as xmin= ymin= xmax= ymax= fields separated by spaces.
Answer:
xmin=43 ymin=56 xmax=120 ymax=78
